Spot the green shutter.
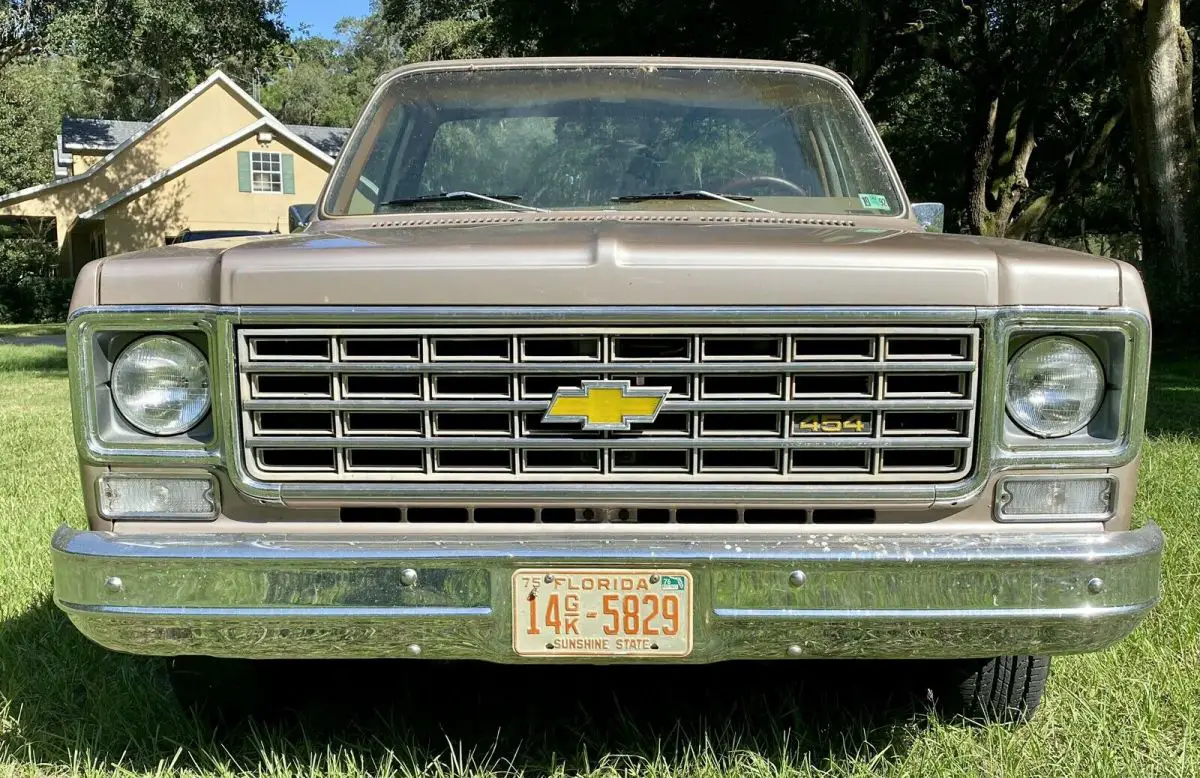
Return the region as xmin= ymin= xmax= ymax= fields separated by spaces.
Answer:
xmin=281 ymin=153 xmax=295 ymax=194
xmin=237 ymin=151 xmax=251 ymax=192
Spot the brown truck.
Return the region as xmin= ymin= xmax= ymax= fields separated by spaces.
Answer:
xmin=53 ymin=57 xmax=1162 ymax=722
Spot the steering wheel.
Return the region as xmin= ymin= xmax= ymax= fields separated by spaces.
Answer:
xmin=721 ymin=175 xmax=809 ymax=196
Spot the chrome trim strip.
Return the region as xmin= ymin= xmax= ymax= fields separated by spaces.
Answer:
xmin=238 ymin=360 xmax=978 ymax=374
xmin=69 ymin=305 xmax=982 ymax=325
xmin=243 ymin=434 xmax=973 ymax=450
xmin=242 ymin=398 xmax=978 ymax=412
xmin=62 ymin=603 xmax=494 ymax=618
xmin=52 ymin=522 xmax=1164 ymax=660
xmin=67 ymin=305 xmax=1151 ymax=507
xmin=712 ymin=604 xmax=1148 ymax=621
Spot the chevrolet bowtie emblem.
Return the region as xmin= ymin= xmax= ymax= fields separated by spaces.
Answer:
xmin=543 ymin=380 xmax=671 ymax=431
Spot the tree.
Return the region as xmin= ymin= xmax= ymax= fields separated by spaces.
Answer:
xmin=1122 ymin=0 xmax=1200 ymax=326
xmin=52 ymin=0 xmax=289 ymax=120
xmin=0 ymin=0 xmax=72 ymax=72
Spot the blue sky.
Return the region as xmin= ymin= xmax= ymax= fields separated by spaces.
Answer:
xmin=283 ymin=0 xmax=373 ymax=38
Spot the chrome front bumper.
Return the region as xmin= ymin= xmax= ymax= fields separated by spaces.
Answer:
xmin=51 ymin=523 xmax=1164 ymax=661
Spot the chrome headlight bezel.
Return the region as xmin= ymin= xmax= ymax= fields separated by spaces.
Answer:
xmin=1004 ymin=335 xmax=1106 ymax=439
xmin=110 ymin=334 xmax=212 ymax=436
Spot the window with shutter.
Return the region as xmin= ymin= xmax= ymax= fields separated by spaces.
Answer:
xmin=247 ymin=151 xmax=283 ymax=193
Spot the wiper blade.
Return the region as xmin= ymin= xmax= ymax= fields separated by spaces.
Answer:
xmin=380 ymin=191 xmax=546 ymax=212
xmin=611 ymin=190 xmax=776 ymax=213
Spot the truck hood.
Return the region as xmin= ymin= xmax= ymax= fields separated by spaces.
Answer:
xmin=85 ymin=221 xmax=1124 ymax=308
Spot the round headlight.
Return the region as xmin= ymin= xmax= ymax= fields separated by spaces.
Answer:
xmin=111 ymin=335 xmax=211 ymax=436
xmin=1006 ymin=336 xmax=1105 ymax=438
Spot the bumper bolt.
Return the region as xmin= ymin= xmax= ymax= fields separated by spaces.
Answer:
xmin=1087 ymin=577 xmax=1104 ymax=594
xmin=399 ymin=568 xmax=418 ymax=586
xmin=407 ymin=644 xmax=421 ymax=656
xmin=103 ymin=576 xmax=123 ymax=593
xmin=788 ymin=570 xmax=807 ymax=588
xmin=787 ymin=644 xmax=803 ymax=657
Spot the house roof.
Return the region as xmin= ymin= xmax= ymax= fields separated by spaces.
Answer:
xmin=61 ymin=118 xmax=149 ymax=150
xmin=1 ymin=70 xmax=340 ymax=208
xmin=62 ymin=117 xmax=350 ymax=156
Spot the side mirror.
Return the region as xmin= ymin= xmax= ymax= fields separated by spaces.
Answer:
xmin=912 ymin=203 xmax=945 ymax=233
xmin=288 ymin=204 xmax=315 ymax=233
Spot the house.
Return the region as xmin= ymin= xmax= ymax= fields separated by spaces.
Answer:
xmin=0 ymin=70 xmax=349 ymax=275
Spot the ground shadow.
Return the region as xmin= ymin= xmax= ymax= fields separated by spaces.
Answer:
xmin=0 ymin=597 xmax=944 ymax=773
xmin=1144 ymin=356 xmax=1200 ymax=437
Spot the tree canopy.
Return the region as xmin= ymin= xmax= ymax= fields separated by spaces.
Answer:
xmin=4 ymin=0 xmax=1200 ymax=323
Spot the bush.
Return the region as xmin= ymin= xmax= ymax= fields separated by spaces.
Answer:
xmin=0 ymin=235 xmax=72 ymax=324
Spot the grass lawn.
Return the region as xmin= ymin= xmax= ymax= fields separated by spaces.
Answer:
xmin=0 ymin=324 xmax=66 ymax=339
xmin=0 ymin=339 xmax=1197 ymax=777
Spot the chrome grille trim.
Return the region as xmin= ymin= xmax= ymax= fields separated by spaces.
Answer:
xmin=235 ymin=326 xmax=980 ymax=483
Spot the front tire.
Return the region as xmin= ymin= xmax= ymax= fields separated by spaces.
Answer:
xmin=930 ymin=655 xmax=1051 ymax=723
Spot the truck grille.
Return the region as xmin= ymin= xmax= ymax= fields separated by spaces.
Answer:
xmin=235 ymin=326 xmax=980 ymax=483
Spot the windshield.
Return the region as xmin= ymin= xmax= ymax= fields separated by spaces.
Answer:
xmin=323 ymin=65 xmax=905 ymax=218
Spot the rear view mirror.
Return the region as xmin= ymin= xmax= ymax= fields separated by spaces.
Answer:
xmin=912 ymin=203 xmax=945 ymax=233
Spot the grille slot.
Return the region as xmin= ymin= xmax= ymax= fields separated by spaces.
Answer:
xmin=237 ymin=326 xmax=980 ymax=484
xmin=258 ymin=448 xmax=336 ymax=471
xmin=524 ymin=449 xmax=602 ymax=471
xmin=337 ymin=505 xmax=877 ymax=523
xmin=348 ymin=449 xmax=423 ymax=471
xmin=522 ymin=337 xmax=602 ymax=361
xmin=253 ymin=374 xmax=331 ymax=398
xmin=702 ymin=336 xmax=783 ymax=360
xmin=432 ymin=412 xmax=513 ymax=436
xmin=431 ymin=337 xmax=511 ymax=361
xmin=344 ymin=412 xmax=423 ymax=436
xmin=254 ymin=412 xmax=334 ymax=436
xmin=613 ymin=336 xmax=691 ymax=361
xmin=612 ymin=449 xmax=690 ymax=472
xmin=249 ymin=337 xmax=330 ymax=361
xmin=342 ymin=337 xmax=420 ymax=361
xmin=344 ymin=374 xmax=419 ymax=397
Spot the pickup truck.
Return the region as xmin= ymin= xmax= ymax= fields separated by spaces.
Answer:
xmin=53 ymin=56 xmax=1162 ymax=723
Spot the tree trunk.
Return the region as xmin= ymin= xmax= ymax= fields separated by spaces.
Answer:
xmin=1122 ymin=0 xmax=1200 ymax=327
xmin=966 ymin=94 xmax=999 ymax=236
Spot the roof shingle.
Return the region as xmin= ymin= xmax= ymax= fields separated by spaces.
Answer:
xmin=61 ymin=117 xmax=351 ymax=156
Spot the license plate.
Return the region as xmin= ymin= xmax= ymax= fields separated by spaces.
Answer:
xmin=512 ymin=568 xmax=693 ymax=657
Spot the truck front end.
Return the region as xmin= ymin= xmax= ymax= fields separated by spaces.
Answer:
xmin=51 ymin=57 xmax=1162 ymax=721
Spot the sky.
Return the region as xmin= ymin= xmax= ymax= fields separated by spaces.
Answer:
xmin=283 ymin=0 xmax=373 ymax=38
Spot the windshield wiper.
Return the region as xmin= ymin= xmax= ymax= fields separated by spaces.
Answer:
xmin=612 ymin=190 xmax=776 ymax=213
xmin=380 ymin=191 xmax=547 ymax=212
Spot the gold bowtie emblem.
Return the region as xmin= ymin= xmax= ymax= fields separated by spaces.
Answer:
xmin=543 ymin=380 xmax=670 ymax=431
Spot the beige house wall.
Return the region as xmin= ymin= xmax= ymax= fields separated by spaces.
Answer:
xmin=71 ymin=153 xmax=104 ymax=176
xmin=102 ymin=136 xmax=330 ymax=255
xmin=0 ymin=74 xmax=336 ymax=274
xmin=0 ymin=80 xmax=271 ymax=250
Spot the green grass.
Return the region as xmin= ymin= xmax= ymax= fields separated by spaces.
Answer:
xmin=0 ymin=340 xmax=1197 ymax=777
xmin=0 ymin=324 xmax=65 ymax=338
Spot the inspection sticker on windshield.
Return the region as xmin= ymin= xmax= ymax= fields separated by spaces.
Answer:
xmin=858 ymin=193 xmax=890 ymax=210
